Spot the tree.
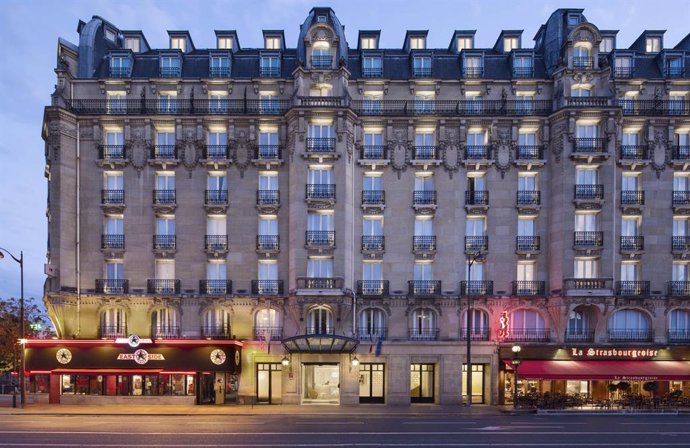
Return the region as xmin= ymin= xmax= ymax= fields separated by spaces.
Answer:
xmin=0 ymin=297 xmax=53 ymax=372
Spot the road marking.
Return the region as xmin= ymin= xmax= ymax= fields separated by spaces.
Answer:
xmin=0 ymin=430 xmax=689 ymax=436
xmin=402 ymin=421 xmax=477 ymax=425
xmin=2 ymin=443 xmax=690 ymax=447
xmin=294 ymin=421 xmax=365 ymax=425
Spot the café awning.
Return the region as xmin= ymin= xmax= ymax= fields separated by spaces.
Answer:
xmin=282 ymin=334 xmax=359 ymax=354
xmin=504 ymin=360 xmax=690 ymax=381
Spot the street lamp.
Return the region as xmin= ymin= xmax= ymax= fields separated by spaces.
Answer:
xmin=511 ymin=344 xmax=522 ymax=409
xmin=0 ymin=248 xmax=24 ymax=408
xmin=465 ymin=250 xmax=484 ymax=407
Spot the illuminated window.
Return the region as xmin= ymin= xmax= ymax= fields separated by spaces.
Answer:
xmin=360 ymin=37 xmax=376 ymax=49
xmin=125 ymin=37 xmax=140 ymax=53
xmin=646 ymin=37 xmax=660 ymax=53
xmin=410 ymin=37 xmax=426 ymax=50
xmin=599 ymin=37 xmax=613 ymax=53
xmin=307 ymin=306 xmax=333 ymax=334
xmin=171 ymin=37 xmax=186 ymax=52
xmin=217 ymin=37 xmax=233 ymax=50
xmin=504 ymin=37 xmax=519 ymax=52
xmin=265 ymin=37 xmax=281 ymax=50
xmin=457 ymin=36 xmax=473 ymax=50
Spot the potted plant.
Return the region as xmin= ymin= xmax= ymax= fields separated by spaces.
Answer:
xmin=643 ymin=381 xmax=659 ymax=397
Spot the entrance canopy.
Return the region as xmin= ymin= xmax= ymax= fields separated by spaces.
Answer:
xmin=282 ymin=334 xmax=359 ymax=354
xmin=505 ymin=360 xmax=690 ymax=381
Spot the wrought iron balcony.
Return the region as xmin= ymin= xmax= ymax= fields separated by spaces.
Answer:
xmin=621 ymin=190 xmax=644 ymax=206
xmin=255 ymin=145 xmax=282 ymax=160
xmin=362 ymin=190 xmax=385 ymax=205
xmin=668 ymin=281 xmax=690 ymax=297
xmin=618 ymin=99 xmax=690 ymax=116
xmin=160 ymin=66 xmax=181 ymax=78
xmin=512 ymin=281 xmax=546 ymax=296
xmin=413 ymin=67 xmax=432 ymax=78
xmin=413 ymin=235 xmax=436 ymax=252
xmin=101 ymin=190 xmax=124 ymax=205
xmin=572 ymin=57 xmax=593 ymax=69
xmin=415 ymin=99 xmax=434 ymax=115
xmin=463 ymin=66 xmax=484 ymax=79
xmin=565 ymin=329 xmax=595 ymax=343
xmin=254 ymin=326 xmax=283 ymax=340
xmin=459 ymin=327 xmax=490 ymax=341
xmin=305 ymin=230 xmax=335 ymax=248
xmin=517 ymin=190 xmax=541 ymax=206
xmin=305 ymin=184 xmax=335 ymax=200
xmin=297 ymin=277 xmax=344 ymax=289
xmin=205 ymin=235 xmax=228 ymax=252
xmin=516 ymin=145 xmax=544 ymax=160
xmin=620 ymin=145 xmax=647 ymax=160
xmin=673 ymin=191 xmax=690 ymax=206
xmin=205 ymin=189 xmax=228 ymax=205
xmin=362 ymin=67 xmax=383 ymax=78
xmin=465 ymin=145 xmax=490 ymax=160
xmin=311 ymin=55 xmax=333 ymax=68
xmin=299 ymin=96 xmax=347 ymax=108
xmin=666 ymin=64 xmax=684 ymax=79
xmin=574 ymin=231 xmax=603 ymax=248
xmin=408 ymin=280 xmax=441 ymax=296
xmin=201 ymin=325 xmax=232 ymax=339
xmin=620 ymin=236 xmax=644 ymax=252
xmin=668 ymin=330 xmax=690 ymax=343
xmin=147 ymin=279 xmax=181 ymax=294
xmin=306 ymin=137 xmax=336 ymax=153
xmin=362 ymin=235 xmax=385 ymax=252
xmin=512 ymin=67 xmax=534 ymax=78
xmin=209 ymin=66 xmax=230 ymax=78
xmin=413 ymin=145 xmax=438 ymax=160
xmin=356 ymin=280 xmax=390 ymax=297
xmin=465 ymin=236 xmax=488 ymax=253
xmin=95 ymin=279 xmax=129 ymax=294
xmin=564 ymin=278 xmax=613 ymax=291
xmin=151 ymin=325 xmax=180 ymax=339
xmin=349 ymin=99 xmax=552 ymax=116
xmin=256 ymin=234 xmax=279 ymax=252
xmin=109 ymin=66 xmax=131 ymax=78
xmin=516 ymin=236 xmax=540 ymax=252
xmin=613 ymin=67 xmax=634 ymax=79
xmin=204 ymin=144 xmax=228 ymax=160
xmin=460 ymin=280 xmax=494 ymax=296
xmin=257 ymin=190 xmax=280 ymax=206
xmin=152 ymin=145 xmax=177 ymax=160
xmin=100 ymin=325 xmax=127 ymax=338
xmin=504 ymin=328 xmax=550 ymax=342
xmin=608 ymin=329 xmax=653 ymax=343
xmin=153 ymin=189 xmax=176 ymax=205
xmin=259 ymin=65 xmax=281 ymax=78
xmin=413 ymin=190 xmax=437 ymax=206
xmin=615 ymin=281 xmax=650 ymax=297
xmin=564 ymin=94 xmax=609 ymax=107
xmin=199 ymin=279 xmax=232 ymax=295
xmin=672 ymin=145 xmax=690 ymax=160
xmin=360 ymin=145 xmax=387 ymax=160
xmin=357 ymin=327 xmax=387 ymax=341
xmin=101 ymin=234 xmax=125 ymax=250
xmin=465 ymin=190 xmax=489 ymax=206
xmin=672 ymin=236 xmax=690 ymax=252
xmin=98 ymin=144 xmax=125 ymax=160
xmin=574 ymin=138 xmax=607 ymax=153
xmin=574 ymin=184 xmax=604 ymax=200
xmin=153 ymin=235 xmax=176 ymax=251
xmin=251 ymin=280 xmax=284 ymax=296
xmin=409 ymin=328 xmax=439 ymax=341
xmin=306 ymin=326 xmax=335 ymax=335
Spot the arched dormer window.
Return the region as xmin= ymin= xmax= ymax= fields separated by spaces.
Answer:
xmin=307 ymin=305 xmax=333 ymax=335
xmin=100 ymin=307 xmax=127 ymax=338
xmin=573 ymin=42 xmax=593 ymax=69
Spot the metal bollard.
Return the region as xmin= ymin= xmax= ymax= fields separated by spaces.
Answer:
xmin=12 ymin=393 xmax=17 ymax=408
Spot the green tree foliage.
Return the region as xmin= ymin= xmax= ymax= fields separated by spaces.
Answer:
xmin=0 ymin=297 xmax=53 ymax=372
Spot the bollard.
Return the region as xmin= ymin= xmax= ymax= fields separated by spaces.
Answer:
xmin=12 ymin=393 xmax=17 ymax=408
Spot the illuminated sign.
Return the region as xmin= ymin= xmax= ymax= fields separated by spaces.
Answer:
xmin=117 ymin=349 xmax=165 ymax=365
xmin=498 ymin=311 xmax=510 ymax=339
xmin=570 ymin=347 xmax=659 ymax=359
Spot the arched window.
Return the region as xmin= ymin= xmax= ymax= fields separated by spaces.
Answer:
xmin=358 ymin=308 xmax=386 ymax=340
xmin=669 ymin=309 xmax=690 ymax=342
xmin=100 ymin=308 xmax=127 ymax=338
xmin=307 ymin=306 xmax=333 ymax=335
xmin=410 ymin=308 xmax=437 ymax=341
xmin=573 ymin=43 xmax=592 ymax=69
xmin=461 ymin=309 xmax=489 ymax=340
xmin=151 ymin=308 xmax=179 ymax=339
xmin=608 ymin=309 xmax=651 ymax=341
xmin=311 ymin=41 xmax=332 ymax=68
xmin=255 ymin=308 xmax=281 ymax=340
xmin=510 ymin=309 xmax=546 ymax=341
xmin=566 ymin=309 xmax=592 ymax=341
xmin=203 ymin=308 xmax=231 ymax=339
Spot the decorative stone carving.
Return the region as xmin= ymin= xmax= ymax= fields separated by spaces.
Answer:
xmin=650 ymin=128 xmax=669 ymax=178
xmin=440 ymin=128 xmax=462 ymax=177
xmin=286 ymin=122 xmax=297 ymax=160
xmin=493 ymin=128 xmax=513 ymax=178
xmin=178 ymin=130 xmax=204 ymax=176
xmin=126 ymin=129 xmax=152 ymax=173
xmin=230 ymin=129 xmax=255 ymax=178
xmin=388 ymin=127 xmax=409 ymax=178
xmin=575 ymin=29 xmax=593 ymax=43
xmin=549 ymin=123 xmax=566 ymax=162
xmin=311 ymin=28 xmax=334 ymax=42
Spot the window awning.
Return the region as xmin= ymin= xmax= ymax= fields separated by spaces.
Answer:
xmin=504 ymin=360 xmax=690 ymax=381
xmin=282 ymin=334 xmax=359 ymax=354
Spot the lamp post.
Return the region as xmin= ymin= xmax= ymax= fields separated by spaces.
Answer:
xmin=511 ymin=344 xmax=522 ymax=409
xmin=0 ymin=248 xmax=24 ymax=408
xmin=465 ymin=250 xmax=484 ymax=407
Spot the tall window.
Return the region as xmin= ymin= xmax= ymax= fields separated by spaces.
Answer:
xmin=110 ymin=56 xmax=131 ymax=77
xmin=573 ymin=45 xmax=591 ymax=68
xmin=363 ymin=92 xmax=383 ymax=114
xmin=461 ymin=309 xmax=489 ymax=338
xmin=518 ymin=172 xmax=537 ymax=191
xmin=307 ymin=306 xmax=333 ymax=334
xmin=104 ymin=171 xmax=123 ymax=192
xmin=608 ymin=309 xmax=649 ymax=331
xmin=104 ymin=215 xmax=123 ymax=236
xmin=414 ymin=262 xmax=433 ymax=281
xmin=669 ymin=309 xmax=690 ymax=336
xmin=256 ymin=308 xmax=280 ymax=337
xmin=307 ymin=124 xmax=334 ymax=151
xmin=210 ymin=56 xmax=230 ymax=77
xmin=359 ymin=308 xmax=385 ymax=339
xmin=363 ymin=131 xmax=384 ymax=158
xmin=156 ymin=171 xmax=175 ymax=191
xmin=415 ymin=93 xmax=434 ymax=114
xmin=308 ymin=166 xmax=333 ymax=185
xmin=411 ymin=308 xmax=436 ymax=340
xmin=258 ymin=261 xmax=278 ymax=281
xmin=101 ymin=308 xmax=127 ymax=337
xmin=155 ymin=260 xmax=175 ymax=280
xmin=105 ymin=260 xmax=123 ymax=281
xmin=363 ymin=261 xmax=382 ymax=282
xmin=106 ymin=93 xmax=127 ymax=114
xmin=307 ymin=257 xmax=333 ymax=278
xmin=207 ymin=215 xmax=226 ymax=237
xmin=673 ymin=262 xmax=689 ymax=282
xmin=414 ymin=132 xmax=435 ymax=158
xmin=567 ymin=309 xmax=591 ymax=337
xmin=152 ymin=308 xmax=178 ymax=337
xmin=575 ymin=213 xmax=597 ymax=232
xmin=160 ymin=56 xmax=181 ymax=77
xmin=413 ymin=56 xmax=431 ymax=77
xmin=203 ymin=308 xmax=231 ymax=336
xmin=574 ymin=258 xmax=598 ymax=278
xmin=620 ymin=262 xmax=639 ymax=282
xmin=260 ymin=55 xmax=280 ymax=77
xmin=511 ymin=309 xmax=545 ymax=331
xmin=362 ymin=56 xmax=382 ymax=77
xmin=312 ymin=41 xmax=332 ymax=68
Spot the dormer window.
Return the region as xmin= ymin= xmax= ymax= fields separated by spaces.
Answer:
xmin=110 ymin=55 xmax=131 ymax=78
xmin=361 ymin=37 xmax=376 ymax=50
xmin=463 ymin=56 xmax=483 ymax=79
xmin=317 ymin=15 xmax=327 ymax=23
xmin=171 ymin=37 xmax=186 ymax=52
xmin=260 ymin=54 xmax=281 ymax=78
xmin=614 ymin=57 xmax=633 ymax=78
xmin=413 ymin=56 xmax=432 ymax=78
xmin=573 ymin=45 xmax=592 ymax=69
xmin=160 ymin=56 xmax=181 ymax=78
xmin=125 ymin=37 xmax=140 ymax=53
xmin=513 ymin=56 xmax=533 ymax=78
xmin=504 ymin=37 xmax=519 ymax=52
xmin=210 ymin=55 xmax=230 ymax=78
xmin=217 ymin=37 xmax=233 ymax=50
xmin=265 ymin=37 xmax=281 ymax=50
xmin=567 ymin=14 xmax=580 ymax=26
xmin=667 ymin=57 xmax=683 ymax=78
xmin=362 ymin=55 xmax=383 ymax=78
xmin=646 ymin=37 xmax=660 ymax=53
xmin=457 ymin=37 xmax=473 ymax=50
xmin=410 ymin=37 xmax=426 ymax=50
xmin=105 ymin=28 xmax=116 ymax=42
xmin=311 ymin=42 xmax=332 ymax=69
xmin=599 ymin=37 xmax=614 ymax=53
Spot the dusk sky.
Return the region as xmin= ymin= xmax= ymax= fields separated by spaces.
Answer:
xmin=1 ymin=0 xmax=688 ymax=303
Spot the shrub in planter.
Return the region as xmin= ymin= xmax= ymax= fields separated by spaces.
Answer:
xmin=643 ymin=381 xmax=659 ymax=393
xmin=607 ymin=383 xmax=619 ymax=393
xmin=617 ymin=381 xmax=631 ymax=392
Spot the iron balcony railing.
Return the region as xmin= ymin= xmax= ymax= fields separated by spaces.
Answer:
xmin=152 ymin=145 xmax=177 ymax=160
xmin=350 ymin=99 xmax=552 ymax=116
xmin=672 ymin=145 xmax=690 ymax=160
xmin=362 ymin=235 xmax=385 ymax=251
xmin=504 ymin=329 xmax=550 ymax=342
xmin=666 ymin=65 xmax=684 ymax=78
xmin=68 ymin=98 xmax=292 ymax=115
xmin=152 ymin=326 xmax=180 ymax=339
xmin=360 ymin=145 xmax=387 ymax=160
xmin=620 ymin=145 xmax=647 ymax=160
xmin=201 ymin=325 xmax=232 ymax=339
xmin=296 ymin=277 xmax=344 ymax=289
xmin=463 ymin=66 xmax=484 ymax=79
xmin=409 ymin=328 xmax=439 ymax=341
xmin=668 ymin=330 xmax=690 ymax=343
xmin=153 ymin=235 xmax=176 ymax=251
xmin=512 ymin=67 xmax=534 ymax=78
xmin=512 ymin=281 xmax=546 ymax=297
xmin=465 ymin=236 xmax=488 ymax=253
xmin=408 ymin=280 xmax=442 ymax=296
xmin=413 ymin=67 xmax=432 ymax=78
xmin=153 ymin=189 xmax=176 ymax=205
xmin=672 ymin=236 xmax=690 ymax=251
xmin=259 ymin=65 xmax=281 ymax=78
xmin=516 ymin=145 xmax=544 ymax=160
xmin=257 ymin=190 xmax=280 ymax=206
xmin=574 ymin=231 xmax=604 ymax=248
xmin=109 ymin=66 xmax=131 ymax=78
xmin=615 ymin=281 xmax=650 ymax=297
xmin=306 ymin=137 xmax=336 ymax=153
xmin=209 ymin=66 xmax=230 ymax=78
xmin=147 ymin=279 xmax=181 ymax=294
xmin=574 ymin=138 xmax=607 ymax=153
xmin=305 ymin=184 xmax=335 ymax=200
xmin=254 ymin=326 xmax=283 ymax=340
xmin=306 ymin=326 xmax=335 ymax=335
xmin=608 ymin=329 xmax=653 ymax=343
xmin=101 ymin=189 xmax=124 ymax=205
xmin=205 ymin=235 xmax=228 ymax=252
xmin=620 ymin=236 xmax=644 ymax=251
xmin=251 ymin=280 xmax=284 ymax=296
xmin=574 ymin=184 xmax=604 ymax=200
xmin=98 ymin=144 xmax=125 ymax=160
xmin=669 ymin=281 xmax=690 ymax=297
xmin=621 ymin=190 xmax=644 ymax=206
xmin=564 ymin=278 xmax=613 ymax=290
xmin=305 ymin=230 xmax=335 ymax=247
xmin=413 ymin=145 xmax=437 ymax=160
xmin=465 ymin=190 xmax=489 ymax=206
xmin=256 ymin=234 xmax=279 ymax=251
xmin=100 ymin=325 xmax=128 ymax=338
xmin=516 ymin=236 xmax=540 ymax=252
xmin=618 ymin=100 xmax=690 ymax=116
xmin=95 ymin=279 xmax=129 ymax=294
xmin=356 ymin=280 xmax=390 ymax=297
xmin=101 ymin=234 xmax=125 ymax=250
xmin=357 ymin=327 xmax=387 ymax=341
xmin=413 ymin=190 xmax=437 ymax=206
xmin=311 ymin=55 xmax=333 ymax=68
xmin=572 ymin=57 xmax=594 ymax=69
xmin=199 ymin=280 xmax=232 ymax=295
xmin=205 ymin=189 xmax=228 ymax=205
xmin=460 ymin=327 xmax=490 ymax=341
xmin=204 ymin=144 xmax=228 ymax=160
xmin=299 ymin=96 xmax=347 ymax=108
xmin=613 ymin=67 xmax=634 ymax=79
xmin=362 ymin=67 xmax=383 ymax=78
xmin=160 ymin=66 xmax=181 ymax=78
xmin=673 ymin=191 xmax=690 ymax=206
xmin=460 ymin=280 xmax=494 ymax=296
xmin=413 ymin=235 xmax=436 ymax=251
xmin=565 ymin=329 xmax=595 ymax=343
xmin=256 ymin=145 xmax=281 ymax=160
xmin=465 ymin=145 xmax=490 ymax=160
xmin=517 ymin=190 xmax=541 ymax=206
xmin=562 ymin=97 xmax=611 ymax=108
xmin=362 ymin=190 xmax=385 ymax=205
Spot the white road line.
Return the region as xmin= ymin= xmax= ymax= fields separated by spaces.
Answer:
xmin=294 ymin=421 xmax=365 ymax=425
xmin=0 ymin=430 xmax=688 ymax=436
xmin=402 ymin=421 xmax=477 ymax=425
xmin=2 ymin=444 xmax=690 ymax=447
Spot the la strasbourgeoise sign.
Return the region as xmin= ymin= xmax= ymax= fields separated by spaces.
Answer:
xmin=570 ymin=348 xmax=659 ymax=359
xmin=499 ymin=346 xmax=689 ymax=361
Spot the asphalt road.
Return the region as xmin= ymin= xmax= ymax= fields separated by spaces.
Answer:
xmin=1 ymin=413 xmax=690 ymax=447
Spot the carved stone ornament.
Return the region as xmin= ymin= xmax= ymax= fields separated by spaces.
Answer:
xmin=493 ymin=128 xmax=513 ymax=178
xmin=575 ymin=29 xmax=593 ymax=43
xmin=440 ymin=128 xmax=462 ymax=177
xmin=230 ymin=129 xmax=255 ymax=178
xmin=178 ymin=130 xmax=204 ymax=176
xmin=125 ymin=130 xmax=152 ymax=173
xmin=650 ymin=128 xmax=669 ymax=178
xmin=388 ymin=128 xmax=409 ymax=178
xmin=572 ymin=72 xmax=594 ymax=83
xmin=311 ymin=28 xmax=334 ymax=42
xmin=286 ymin=122 xmax=298 ymax=160
xmin=549 ymin=123 xmax=566 ymax=163
xmin=47 ymin=122 xmax=62 ymax=161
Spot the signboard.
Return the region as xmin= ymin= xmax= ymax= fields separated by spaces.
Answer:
xmin=570 ymin=347 xmax=659 ymax=359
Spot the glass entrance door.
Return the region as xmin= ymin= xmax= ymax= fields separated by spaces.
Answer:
xmin=410 ymin=363 xmax=435 ymax=403
xmin=359 ymin=363 xmax=385 ymax=404
xmin=257 ymin=363 xmax=282 ymax=404
xmin=462 ymin=363 xmax=485 ymax=404
xmin=302 ymin=364 xmax=340 ymax=404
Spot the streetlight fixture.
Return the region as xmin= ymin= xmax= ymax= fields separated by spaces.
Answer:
xmin=511 ymin=344 xmax=522 ymax=409
xmin=0 ymin=248 xmax=24 ymax=408
xmin=465 ymin=250 xmax=484 ymax=408
xmin=351 ymin=355 xmax=360 ymax=367
xmin=281 ymin=355 xmax=290 ymax=367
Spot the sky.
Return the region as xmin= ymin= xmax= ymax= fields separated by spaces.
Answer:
xmin=0 ymin=0 xmax=688 ymax=303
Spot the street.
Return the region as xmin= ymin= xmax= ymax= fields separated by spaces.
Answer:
xmin=0 ymin=412 xmax=690 ymax=447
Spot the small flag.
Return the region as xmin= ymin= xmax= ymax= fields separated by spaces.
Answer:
xmin=375 ymin=337 xmax=383 ymax=357
xmin=265 ymin=329 xmax=272 ymax=355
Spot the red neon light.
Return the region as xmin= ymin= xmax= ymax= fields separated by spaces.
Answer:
xmin=498 ymin=310 xmax=510 ymax=339
xmin=160 ymin=371 xmax=197 ymax=375
xmin=26 ymin=371 xmax=52 ymax=375
xmin=23 ymin=338 xmax=243 ymax=347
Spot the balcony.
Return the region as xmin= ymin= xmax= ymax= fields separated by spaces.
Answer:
xmin=362 ymin=67 xmax=383 ymax=78
xmin=299 ymin=96 xmax=347 ymax=108
xmin=362 ymin=190 xmax=385 ymax=212
xmin=504 ymin=329 xmax=550 ymax=342
xmin=159 ymin=66 xmax=181 ymax=78
xmin=572 ymin=57 xmax=594 ymax=69
xmin=98 ymin=144 xmax=126 ymax=165
xmin=101 ymin=234 xmax=125 ymax=251
xmin=357 ymin=327 xmax=387 ymax=341
xmin=672 ymin=145 xmax=690 ymax=167
xmin=672 ymin=236 xmax=690 ymax=254
xmin=619 ymin=145 xmax=648 ymax=165
xmin=251 ymin=280 xmax=284 ymax=296
xmin=565 ymin=329 xmax=595 ymax=343
xmin=109 ymin=66 xmax=131 ymax=78
xmin=673 ymin=191 xmax=690 ymax=213
xmin=95 ymin=279 xmax=129 ymax=294
xmin=151 ymin=145 xmax=178 ymax=165
xmin=305 ymin=138 xmax=336 ymax=156
xmin=413 ymin=67 xmax=432 ymax=78
xmin=409 ymin=328 xmax=439 ymax=341
xmin=254 ymin=145 xmax=283 ymax=166
xmin=668 ymin=281 xmax=690 ymax=298
xmin=465 ymin=190 xmax=489 ymax=213
xmin=153 ymin=235 xmax=176 ymax=252
xmin=516 ymin=190 xmax=541 ymax=214
xmin=202 ymin=325 xmax=232 ymax=339
xmin=356 ymin=280 xmax=390 ymax=298
xmin=199 ymin=279 xmax=232 ymax=295
xmin=256 ymin=235 xmax=279 ymax=253
xmin=413 ymin=236 xmax=436 ymax=255
xmin=259 ymin=65 xmax=281 ymax=78
xmin=305 ymin=184 xmax=336 ymax=207
xmin=205 ymin=189 xmax=228 ymax=211
xmin=209 ymin=65 xmax=230 ymax=78
xmin=465 ymin=236 xmax=488 ymax=254
xmin=460 ymin=280 xmax=494 ymax=296
xmin=412 ymin=190 xmax=437 ymax=213
xmin=408 ymin=280 xmax=442 ymax=297
xmin=153 ymin=190 xmax=176 ymax=212
xmin=615 ymin=281 xmax=650 ymax=298
xmin=147 ymin=279 xmax=181 ymax=295
xmin=359 ymin=146 xmax=388 ymax=165
xmin=412 ymin=146 xmax=439 ymax=164
xmin=618 ymin=99 xmax=690 ymax=116
xmin=296 ymin=277 xmax=344 ymax=291
xmin=574 ymin=185 xmax=604 ymax=209
xmin=464 ymin=145 xmax=491 ymax=161
xmin=608 ymin=329 xmax=653 ymax=343
xmin=516 ymin=236 xmax=540 ymax=254
xmin=205 ymin=235 xmax=228 ymax=254
xmin=563 ymin=278 xmax=614 ymax=296
xmin=613 ymin=67 xmax=634 ymax=79
xmin=152 ymin=326 xmax=180 ymax=339
xmin=516 ymin=145 xmax=545 ymax=167
xmin=100 ymin=325 xmax=127 ymax=339
xmin=512 ymin=67 xmax=534 ymax=79
xmin=311 ymin=55 xmax=333 ymax=69
xmin=204 ymin=145 xmax=229 ymax=164
xmin=574 ymin=231 xmax=603 ymax=250
xmin=254 ymin=326 xmax=283 ymax=341
xmin=349 ymin=99 xmax=551 ymax=117
xmin=620 ymin=236 xmax=644 ymax=253
xmin=620 ymin=190 xmax=644 ymax=214
xmin=666 ymin=65 xmax=684 ymax=79
xmin=305 ymin=230 xmax=335 ymax=249
xmin=101 ymin=190 xmax=125 ymax=213
xmin=668 ymin=330 xmax=690 ymax=343
xmin=362 ymin=235 xmax=385 ymax=253
xmin=460 ymin=327 xmax=490 ymax=341
xmin=572 ymin=138 xmax=608 ymax=162
xmin=512 ymin=281 xmax=546 ymax=297
xmin=463 ymin=66 xmax=484 ymax=79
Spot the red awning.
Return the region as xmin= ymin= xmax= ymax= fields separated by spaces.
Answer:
xmin=49 ymin=368 xmax=164 ymax=375
xmin=504 ymin=360 xmax=690 ymax=381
